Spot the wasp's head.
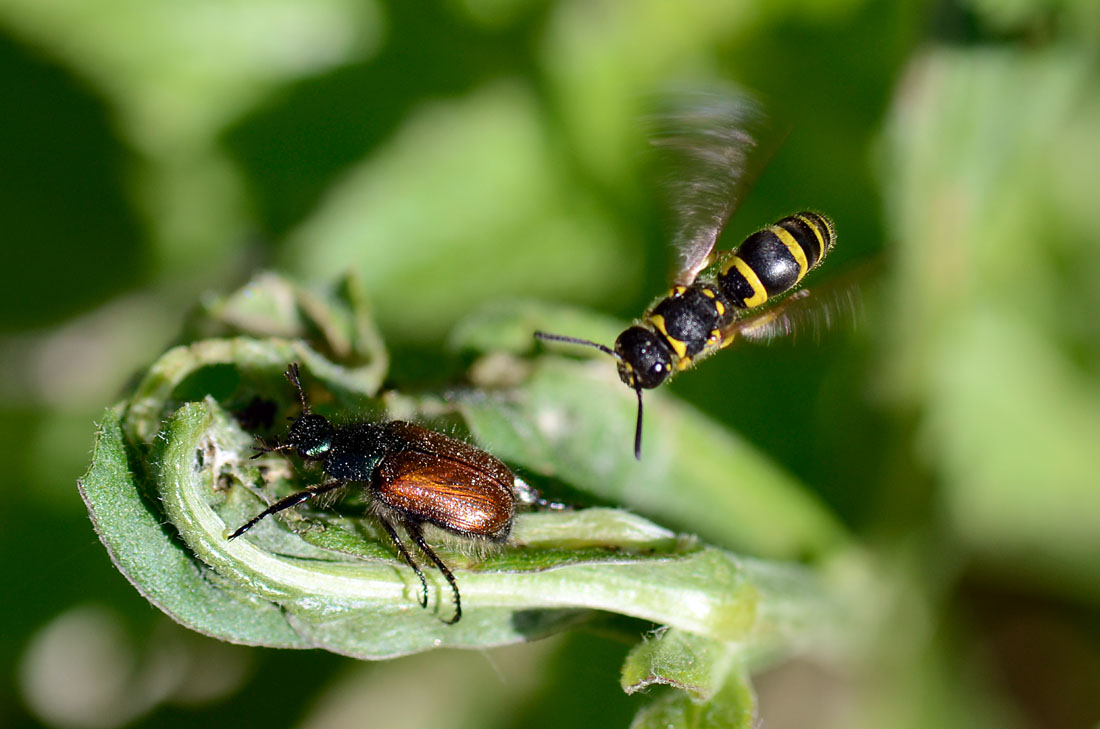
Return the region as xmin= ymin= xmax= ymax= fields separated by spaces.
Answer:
xmin=614 ymin=326 xmax=672 ymax=390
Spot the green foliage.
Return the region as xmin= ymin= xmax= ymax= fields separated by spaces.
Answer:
xmin=622 ymin=628 xmax=739 ymax=700
xmin=882 ymin=48 xmax=1100 ymax=599
xmin=6 ymin=0 xmax=1100 ymax=727
xmin=628 ymin=669 xmax=756 ymax=729
xmin=79 ymin=407 xmax=311 ymax=649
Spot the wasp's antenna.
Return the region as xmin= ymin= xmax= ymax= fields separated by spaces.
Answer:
xmin=284 ymin=363 xmax=310 ymax=413
xmin=632 ymin=385 xmax=645 ymax=460
xmin=534 ymin=331 xmax=620 ymax=360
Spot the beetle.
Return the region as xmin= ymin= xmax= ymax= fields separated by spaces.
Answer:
xmin=228 ymin=363 xmax=523 ymax=624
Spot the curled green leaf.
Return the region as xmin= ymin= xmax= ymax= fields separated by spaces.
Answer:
xmin=622 ymin=628 xmax=737 ymax=700
xmin=84 ymin=397 xmax=763 ymax=657
xmin=629 ymin=668 xmax=756 ymax=729
xmin=79 ymin=273 xmax=844 ymax=670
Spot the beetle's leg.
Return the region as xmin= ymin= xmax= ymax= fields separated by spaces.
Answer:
xmin=377 ymin=515 xmax=429 ymax=609
xmin=404 ymin=521 xmax=462 ymax=625
xmin=228 ymin=478 xmax=346 ymax=539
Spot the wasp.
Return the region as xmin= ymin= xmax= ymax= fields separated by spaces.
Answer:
xmin=536 ymin=90 xmax=839 ymax=459
xmin=228 ymin=364 xmax=539 ymax=624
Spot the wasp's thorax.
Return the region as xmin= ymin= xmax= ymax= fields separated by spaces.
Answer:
xmin=614 ymin=326 xmax=673 ymax=390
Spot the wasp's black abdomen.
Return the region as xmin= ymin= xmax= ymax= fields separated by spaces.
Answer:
xmin=717 ymin=212 xmax=836 ymax=309
xmin=735 ymin=230 xmax=803 ymax=296
xmin=780 ymin=212 xmax=830 ymax=267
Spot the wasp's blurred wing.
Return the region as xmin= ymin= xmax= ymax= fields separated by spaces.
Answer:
xmin=722 ymin=262 xmax=871 ymax=346
xmin=650 ymin=87 xmax=769 ymax=286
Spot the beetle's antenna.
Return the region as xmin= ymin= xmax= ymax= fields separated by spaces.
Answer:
xmin=534 ymin=331 xmax=620 ymax=360
xmin=284 ymin=363 xmax=310 ymax=413
xmin=250 ymin=436 xmax=292 ymax=459
xmin=633 ymin=385 xmax=644 ymax=460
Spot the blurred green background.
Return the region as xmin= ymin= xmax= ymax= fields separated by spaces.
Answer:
xmin=2 ymin=0 xmax=1099 ymax=727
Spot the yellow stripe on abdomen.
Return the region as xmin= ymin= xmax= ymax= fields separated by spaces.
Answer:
xmin=770 ymin=225 xmax=808 ymax=280
xmin=722 ymin=256 xmax=768 ymax=307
